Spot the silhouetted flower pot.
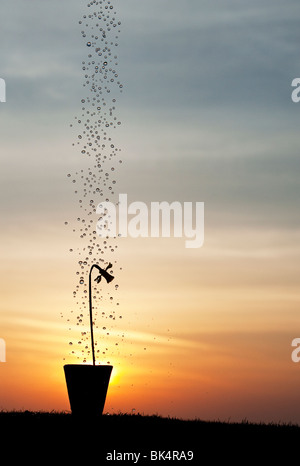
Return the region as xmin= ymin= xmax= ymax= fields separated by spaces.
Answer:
xmin=64 ymin=364 xmax=113 ymax=416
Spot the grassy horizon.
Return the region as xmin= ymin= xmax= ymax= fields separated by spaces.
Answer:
xmin=1 ymin=409 xmax=300 ymax=427
xmin=1 ymin=410 xmax=299 ymax=462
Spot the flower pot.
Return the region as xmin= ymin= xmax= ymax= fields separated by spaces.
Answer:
xmin=64 ymin=364 xmax=113 ymax=416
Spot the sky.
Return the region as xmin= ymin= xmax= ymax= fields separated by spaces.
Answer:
xmin=0 ymin=0 xmax=300 ymax=423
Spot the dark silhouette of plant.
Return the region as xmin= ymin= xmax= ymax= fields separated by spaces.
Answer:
xmin=89 ymin=263 xmax=114 ymax=365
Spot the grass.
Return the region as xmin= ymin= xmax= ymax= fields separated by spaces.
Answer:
xmin=0 ymin=411 xmax=299 ymax=462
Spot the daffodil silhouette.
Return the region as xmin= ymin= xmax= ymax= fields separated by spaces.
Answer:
xmin=89 ymin=262 xmax=114 ymax=365
xmin=94 ymin=262 xmax=114 ymax=284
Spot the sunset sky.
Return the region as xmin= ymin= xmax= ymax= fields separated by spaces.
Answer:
xmin=1 ymin=0 xmax=300 ymax=424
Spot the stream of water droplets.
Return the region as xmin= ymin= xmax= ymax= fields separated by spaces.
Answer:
xmin=64 ymin=0 xmax=123 ymax=364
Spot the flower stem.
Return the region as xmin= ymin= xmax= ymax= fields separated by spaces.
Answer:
xmin=88 ymin=263 xmax=114 ymax=366
xmin=89 ymin=265 xmax=96 ymax=366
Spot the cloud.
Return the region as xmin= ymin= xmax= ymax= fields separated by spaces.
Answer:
xmin=119 ymin=0 xmax=300 ymax=113
xmin=2 ymin=0 xmax=299 ymax=116
xmin=0 ymin=0 xmax=299 ymax=231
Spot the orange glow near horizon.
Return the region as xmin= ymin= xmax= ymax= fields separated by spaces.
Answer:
xmin=0 ymin=169 xmax=300 ymax=423
xmin=1 ymin=227 xmax=300 ymax=424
